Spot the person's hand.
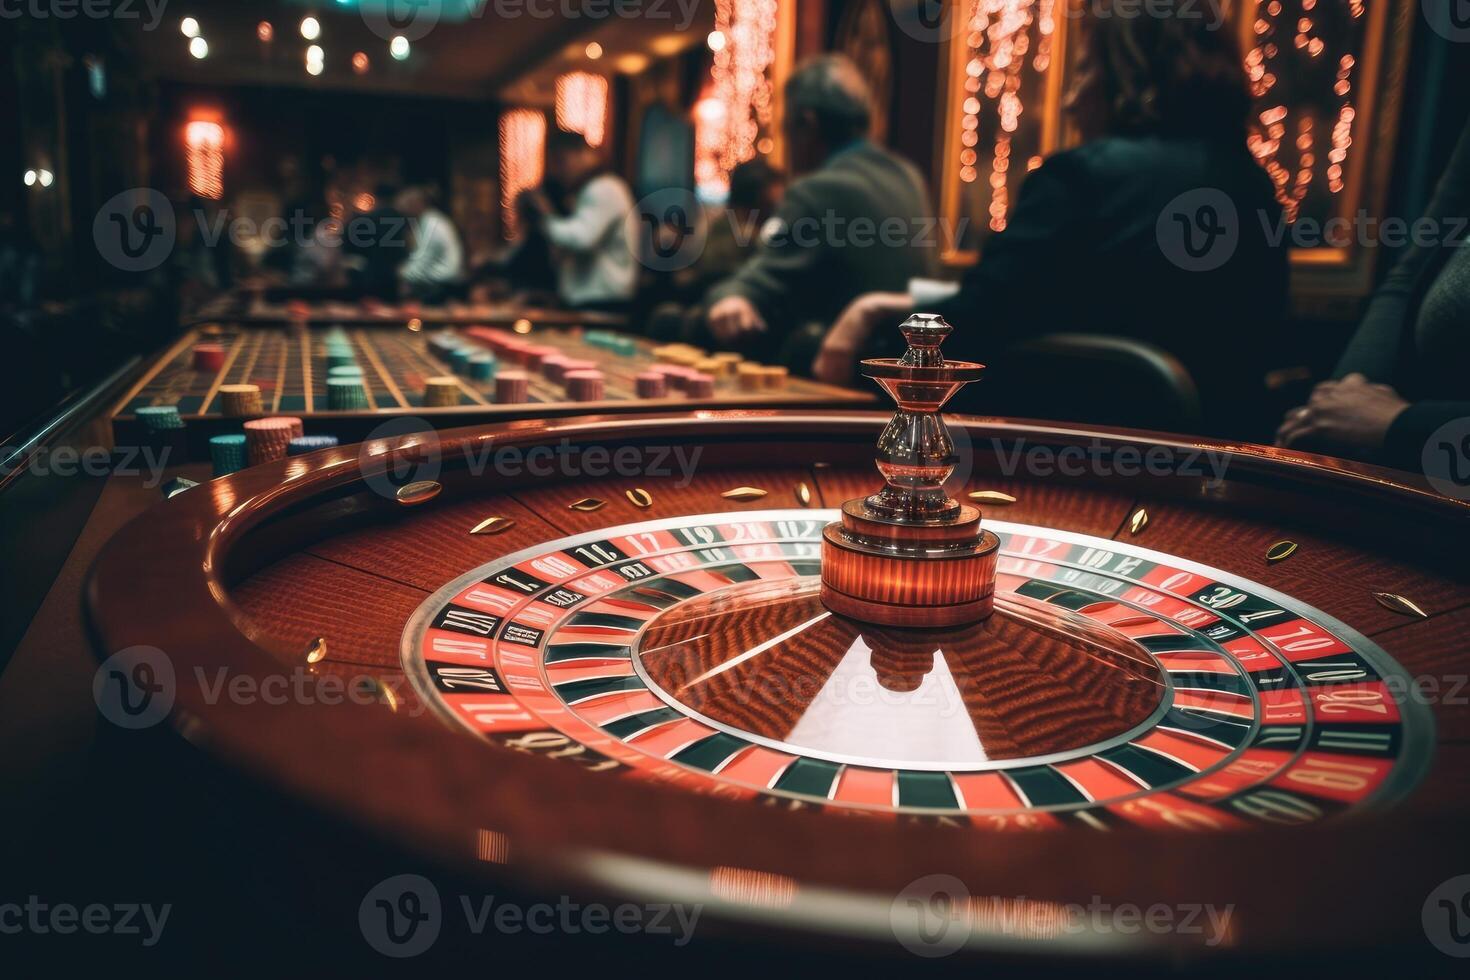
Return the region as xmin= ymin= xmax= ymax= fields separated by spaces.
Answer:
xmin=1275 ymin=373 xmax=1410 ymax=455
xmin=812 ymin=292 xmax=913 ymax=385
xmin=708 ymin=296 xmax=767 ymax=345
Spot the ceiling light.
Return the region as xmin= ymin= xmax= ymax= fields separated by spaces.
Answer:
xmin=189 ymin=36 xmax=209 ymax=60
xmin=300 ymin=17 xmax=320 ymax=41
xmin=181 ymin=18 xmax=200 ymax=39
xmin=390 ymin=36 xmax=410 ymax=61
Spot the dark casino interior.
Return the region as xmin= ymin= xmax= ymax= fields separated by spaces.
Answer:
xmin=2 ymin=0 xmax=1469 ymax=972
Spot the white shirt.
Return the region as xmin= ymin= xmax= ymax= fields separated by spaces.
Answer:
xmin=400 ymin=208 xmax=464 ymax=285
xmin=543 ymin=174 xmax=637 ymax=307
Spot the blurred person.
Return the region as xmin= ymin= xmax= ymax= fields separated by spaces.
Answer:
xmin=706 ymin=55 xmax=937 ymax=363
xmin=172 ymin=197 xmax=234 ymax=314
xmin=470 ymin=188 xmax=562 ymax=299
xmin=523 ymin=129 xmax=637 ymax=313
xmin=817 ymin=2 xmax=1288 ymax=435
xmin=1277 ymin=118 xmax=1470 ymax=471
xmin=671 ymin=158 xmax=785 ymax=302
xmin=395 ymin=185 xmax=465 ymax=302
xmin=345 ymin=183 xmax=407 ymax=301
xmin=288 ymin=197 xmax=345 ymax=289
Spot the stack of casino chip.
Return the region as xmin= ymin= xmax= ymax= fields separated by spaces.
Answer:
xmin=635 ymin=371 xmax=667 ymax=398
xmin=193 ymin=343 xmax=226 ymax=372
xmin=654 ymin=343 xmax=704 ymax=367
xmin=327 ymin=376 xmax=369 ymax=410
xmin=542 ymin=355 xmax=572 ymax=384
xmin=448 ymin=347 xmax=473 ymax=374
xmin=587 ymin=331 xmax=638 ymax=358
xmin=495 ymin=370 xmax=529 ymax=404
xmin=135 ymin=405 xmax=185 ymax=432
xmin=565 ymin=369 xmax=605 ymax=402
xmin=469 ymin=354 xmax=497 ymax=381
xmin=209 ymin=434 xmax=248 ymax=477
xmin=244 ymin=417 xmax=300 ymax=465
xmin=519 ymin=346 xmax=551 ymax=371
xmin=424 ymin=377 xmax=461 ymax=408
xmin=428 ymin=333 xmax=460 ymax=360
xmin=695 ymin=357 xmax=728 ymax=379
xmin=327 ymin=365 xmax=364 ymax=380
xmin=287 ymin=435 xmax=340 ymax=457
xmin=684 ymin=373 xmax=715 ymax=399
xmin=668 ymin=366 xmax=702 ymax=393
xmin=560 ymin=358 xmax=596 ymax=379
xmin=762 ymin=366 xmax=790 ymax=390
xmin=219 ymin=384 xmax=264 ymax=417
xmin=737 ymin=363 xmax=768 ymax=391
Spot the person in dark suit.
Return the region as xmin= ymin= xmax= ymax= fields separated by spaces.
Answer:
xmin=705 ymin=54 xmax=938 ymax=366
xmin=816 ymin=2 xmax=1289 ymax=435
xmin=1277 ymin=117 xmax=1470 ymax=474
xmin=345 ymin=183 xmax=407 ymax=301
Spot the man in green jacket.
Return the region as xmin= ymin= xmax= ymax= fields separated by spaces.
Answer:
xmin=704 ymin=55 xmax=939 ymax=368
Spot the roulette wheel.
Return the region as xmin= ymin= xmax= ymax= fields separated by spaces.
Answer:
xmin=84 ymin=316 xmax=1470 ymax=964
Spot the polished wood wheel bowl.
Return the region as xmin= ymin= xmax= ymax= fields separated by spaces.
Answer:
xmin=84 ymin=411 xmax=1470 ymax=960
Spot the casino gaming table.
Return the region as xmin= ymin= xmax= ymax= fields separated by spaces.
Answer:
xmin=59 ymin=317 xmax=1470 ymax=967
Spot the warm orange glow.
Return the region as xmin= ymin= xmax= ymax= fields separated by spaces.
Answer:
xmin=499 ymin=109 xmax=546 ymax=239
xmin=955 ymin=0 xmax=1055 ymax=232
xmin=352 ymin=51 xmax=370 ymax=75
xmin=555 ymin=71 xmax=609 ymax=148
xmin=1246 ymin=0 xmax=1362 ymax=221
xmin=185 ymin=119 xmax=225 ymax=200
xmin=476 ymin=829 xmax=510 ymax=864
xmin=353 ymin=193 xmax=376 ymax=212
xmin=708 ymin=866 xmax=798 ymax=908
xmin=695 ymin=0 xmax=778 ymax=200
xmin=257 ymin=21 xmax=273 ymax=43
